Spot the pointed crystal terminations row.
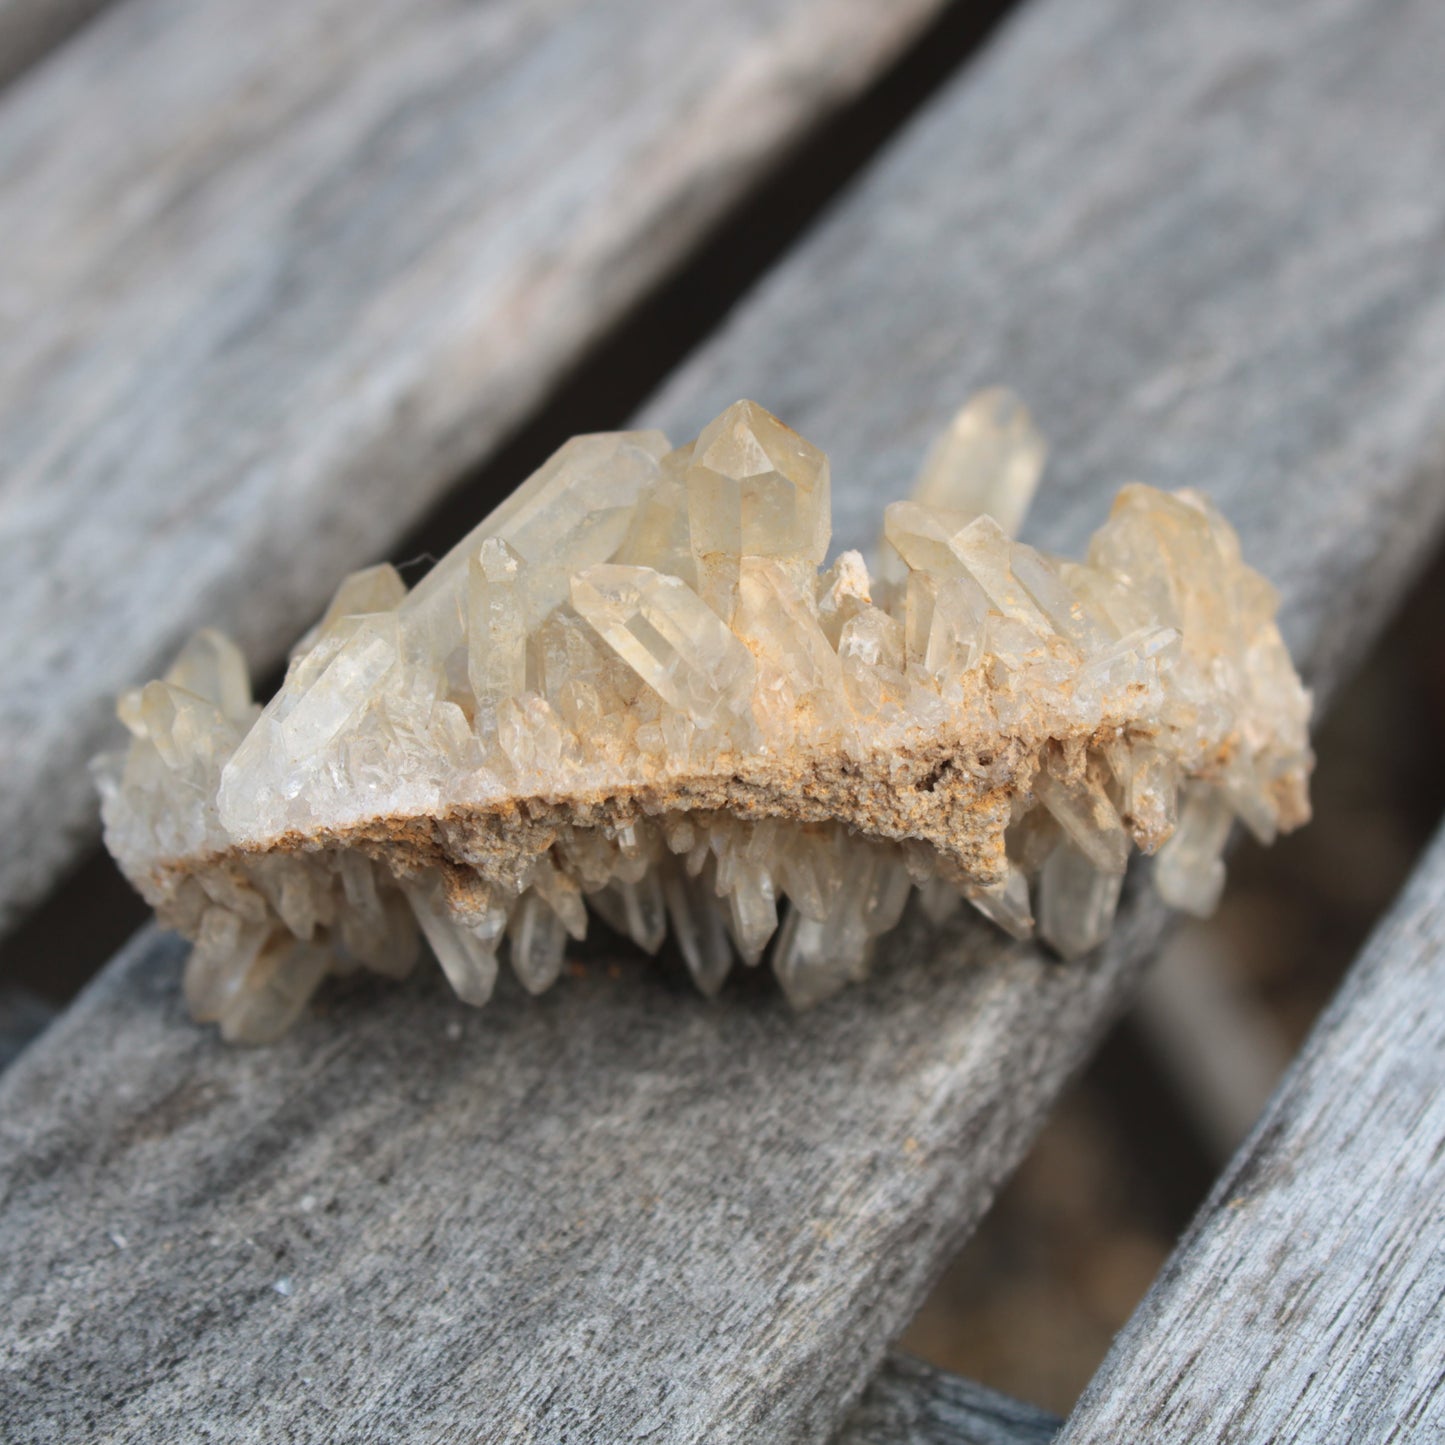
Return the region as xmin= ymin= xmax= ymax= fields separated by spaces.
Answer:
xmin=95 ymin=391 xmax=1313 ymax=1043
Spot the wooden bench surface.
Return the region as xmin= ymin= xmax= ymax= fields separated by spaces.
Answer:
xmin=1058 ymin=823 xmax=1445 ymax=1441
xmin=5 ymin=0 xmax=1445 ymax=1439
xmin=0 ymin=0 xmax=951 ymax=934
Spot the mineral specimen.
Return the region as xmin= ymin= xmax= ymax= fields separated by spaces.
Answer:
xmin=96 ymin=392 xmax=1312 ymax=1043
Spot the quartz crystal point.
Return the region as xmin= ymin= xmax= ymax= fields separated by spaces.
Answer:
xmin=96 ymin=396 xmax=1314 ymax=1041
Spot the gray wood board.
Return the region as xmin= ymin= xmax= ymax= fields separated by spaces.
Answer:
xmin=0 ymin=987 xmax=53 ymax=1073
xmin=839 ymin=1354 xmax=1060 ymax=1445
xmin=0 ymin=0 xmax=951 ymax=936
xmin=0 ymin=0 xmax=112 ymax=90
xmin=0 ymin=911 xmax=1145 ymax=1444
xmin=7 ymin=0 xmax=1445 ymax=1439
xmin=1057 ymin=825 xmax=1445 ymax=1443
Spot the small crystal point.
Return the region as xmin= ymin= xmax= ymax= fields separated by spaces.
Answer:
xmin=1032 ymin=763 xmax=1130 ymax=876
xmin=662 ymin=859 xmax=733 ymax=996
xmin=912 ymin=387 xmax=1046 ymax=538
xmin=1153 ymin=784 xmax=1234 ymax=916
xmin=403 ymin=878 xmax=500 ymax=1008
xmin=508 ymin=891 xmax=569 ymax=994
xmin=965 ymin=866 xmax=1034 ymax=940
xmin=218 ymin=936 xmax=332 ymax=1046
xmin=293 ymin=564 xmax=408 ymax=662
xmin=773 ymin=902 xmax=866 ymax=1008
xmin=924 ymin=575 xmax=990 ymax=675
xmin=1038 ymin=842 xmax=1124 ymax=959
xmin=165 ymin=628 xmax=254 ymax=722
xmin=183 ymin=907 xmax=268 ymax=1023
xmin=723 ymin=858 xmax=779 ymax=966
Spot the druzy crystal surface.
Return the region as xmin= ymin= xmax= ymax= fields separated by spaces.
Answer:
xmin=96 ymin=393 xmax=1313 ymax=1043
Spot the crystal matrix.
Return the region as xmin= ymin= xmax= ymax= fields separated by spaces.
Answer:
xmin=96 ymin=393 xmax=1313 ymax=1042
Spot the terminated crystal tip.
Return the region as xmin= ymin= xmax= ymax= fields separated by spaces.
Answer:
xmin=96 ymin=392 xmax=1313 ymax=1042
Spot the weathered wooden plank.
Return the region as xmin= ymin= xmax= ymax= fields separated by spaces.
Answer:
xmin=0 ymin=0 xmax=111 ymax=90
xmin=1057 ymin=825 xmax=1445 ymax=1443
xmin=0 ymin=987 xmax=52 ymax=1073
xmin=6 ymin=0 xmax=1445 ymax=1440
xmin=837 ymin=1354 xmax=1059 ymax=1445
xmin=0 ymin=0 xmax=954 ymax=936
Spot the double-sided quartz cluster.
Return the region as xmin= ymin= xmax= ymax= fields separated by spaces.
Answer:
xmin=96 ymin=392 xmax=1312 ymax=1043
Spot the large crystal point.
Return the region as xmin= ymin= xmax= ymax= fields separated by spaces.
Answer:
xmin=98 ymin=391 xmax=1314 ymax=1041
xmin=396 ymin=429 xmax=669 ymax=708
xmin=686 ymin=399 xmax=829 ymax=618
xmin=408 ymin=430 xmax=668 ymax=616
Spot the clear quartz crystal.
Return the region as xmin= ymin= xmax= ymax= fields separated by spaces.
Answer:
xmin=570 ymin=564 xmax=756 ymax=733
xmin=508 ymin=891 xmax=569 ymax=994
xmin=773 ymin=896 xmax=871 ymax=1008
xmin=402 ymin=877 xmax=499 ymax=1008
xmin=183 ymin=907 xmax=269 ymax=1023
xmin=925 ymin=575 xmax=990 ymax=675
xmin=686 ymin=399 xmax=830 ymax=619
xmin=911 ymin=387 xmax=1046 ymax=537
xmin=467 ymin=537 xmax=528 ymax=709
xmin=965 ymin=866 xmax=1034 ymax=940
xmin=1038 ymin=842 xmax=1125 ymax=959
xmin=662 ymin=858 xmax=734 ymax=995
xmin=99 ymin=393 xmax=1313 ymax=1039
xmin=218 ymin=936 xmax=333 ymax=1046
xmin=164 ymin=628 xmax=254 ymax=723
xmin=1153 ymin=783 xmax=1234 ymax=915
xmin=292 ymin=564 xmax=408 ymax=662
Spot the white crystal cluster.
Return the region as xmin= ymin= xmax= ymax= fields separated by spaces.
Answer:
xmin=96 ymin=392 xmax=1312 ymax=1043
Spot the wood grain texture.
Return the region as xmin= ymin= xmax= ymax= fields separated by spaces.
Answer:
xmin=0 ymin=0 xmax=952 ymax=936
xmin=0 ymin=987 xmax=52 ymax=1073
xmin=0 ymin=912 xmax=1150 ymax=1444
xmin=6 ymin=0 xmax=1445 ymax=1439
xmin=1058 ymin=825 xmax=1445 ymax=1443
xmin=838 ymin=1354 xmax=1059 ymax=1445
xmin=0 ymin=0 xmax=111 ymax=90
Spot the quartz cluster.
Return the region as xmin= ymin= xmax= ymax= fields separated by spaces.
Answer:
xmin=96 ymin=392 xmax=1312 ymax=1043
